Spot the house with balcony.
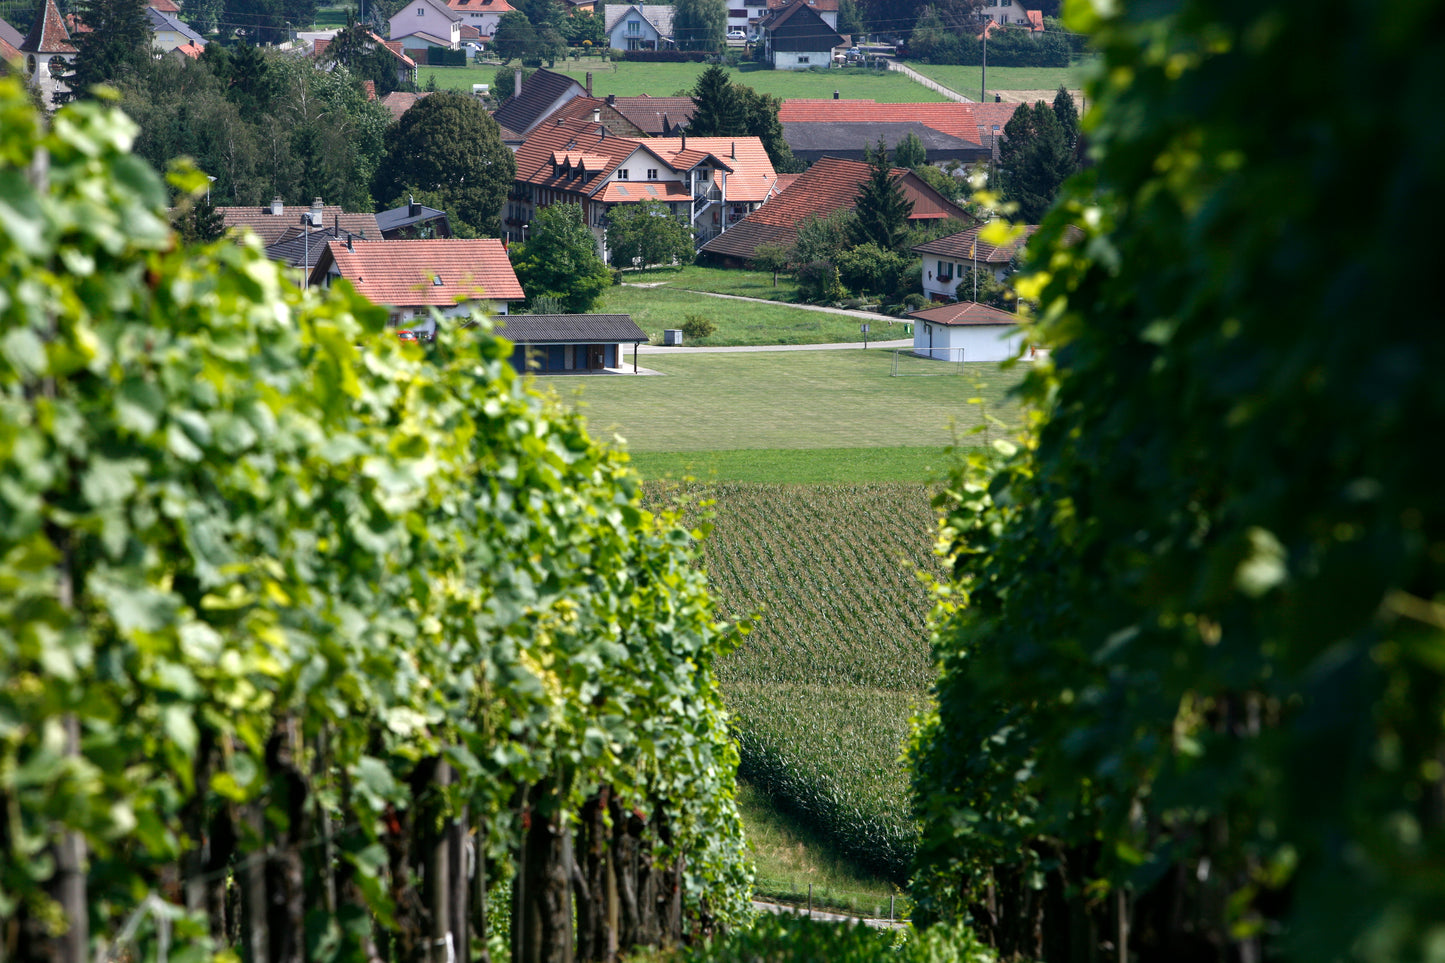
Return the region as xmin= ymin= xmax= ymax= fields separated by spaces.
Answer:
xmin=604 ymin=4 xmax=673 ymax=50
xmin=509 ymin=117 xmax=778 ymax=259
xmin=388 ymin=0 xmax=462 ymax=48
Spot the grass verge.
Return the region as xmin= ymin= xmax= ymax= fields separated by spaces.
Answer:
xmin=738 ymin=781 xmax=910 ymax=920
xmin=418 ymin=61 xmax=946 ymax=102
xmin=629 ymin=445 xmax=956 ymax=484
xmin=906 ymin=61 xmax=1094 ymax=99
xmin=622 ymin=264 xmax=801 ymax=302
xmin=541 ymin=351 xmax=1022 ymax=452
xmin=601 ymin=283 xmax=887 ymax=346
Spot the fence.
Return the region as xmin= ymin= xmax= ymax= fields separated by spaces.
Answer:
xmin=753 ymin=876 xmax=912 ymax=923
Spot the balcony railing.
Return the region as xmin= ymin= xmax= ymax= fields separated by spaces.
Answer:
xmin=693 ymin=184 xmax=721 ymax=202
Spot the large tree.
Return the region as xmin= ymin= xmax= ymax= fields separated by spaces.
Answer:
xmin=850 ymin=139 xmax=913 ymax=252
xmin=373 ymin=92 xmax=515 ymax=237
xmin=492 ymin=11 xmax=540 ymax=61
xmin=63 ymin=0 xmax=150 ymax=98
xmin=689 ymin=68 xmax=801 ymax=172
xmin=673 ymin=0 xmax=725 ymax=51
xmin=605 ymin=200 xmax=694 ymax=270
xmin=322 ymin=15 xmax=407 ymax=95
xmin=510 ymin=203 xmax=612 ymax=313
xmin=998 ymin=100 xmax=1073 ymax=222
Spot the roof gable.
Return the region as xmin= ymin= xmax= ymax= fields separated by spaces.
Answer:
xmin=0 ymin=16 xmax=26 ymax=50
xmin=147 ymin=7 xmax=207 ymax=44
xmin=312 ymin=238 xmax=524 ymax=305
xmin=606 ymin=94 xmax=696 ymax=135
xmin=21 ymin=0 xmax=74 ymax=54
xmin=514 ymin=118 xmax=640 ymax=196
xmin=603 ymin=4 xmax=673 ymax=35
xmin=762 ymin=0 xmax=842 ymax=48
xmin=493 ymin=67 xmax=587 ymax=135
xmin=909 ymin=300 xmax=1019 ymax=326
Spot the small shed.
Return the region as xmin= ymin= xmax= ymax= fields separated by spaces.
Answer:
xmin=909 ymin=300 xmax=1024 ymax=363
xmin=495 ymin=314 xmax=649 ymax=373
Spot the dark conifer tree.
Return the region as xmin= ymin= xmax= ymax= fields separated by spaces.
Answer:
xmin=850 ymin=138 xmax=914 ymax=252
xmin=999 ymin=100 xmax=1072 ymax=222
xmin=64 ymin=0 xmax=150 ymax=99
xmin=688 ymin=65 xmax=742 ymax=137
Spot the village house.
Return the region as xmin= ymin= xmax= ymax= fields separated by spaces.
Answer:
xmin=909 ymin=300 xmax=1026 ymax=363
xmin=698 ymin=155 xmax=974 ymax=267
xmin=509 ymin=117 xmax=778 ymax=258
xmin=756 ymin=0 xmax=843 ymax=69
xmin=495 ymin=314 xmax=649 ymax=374
xmin=307 ymin=238 xmax=523 ymax=338
xmin=603 ymin=4 xmax=673 ymax=51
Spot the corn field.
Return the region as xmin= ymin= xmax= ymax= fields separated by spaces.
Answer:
xmin=653 ymin=482 xmax=942 ymax=883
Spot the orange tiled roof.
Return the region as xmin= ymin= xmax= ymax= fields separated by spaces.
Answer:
xmin=541 ymin=96 xmax=648 ymax=138
xmin=779 ymin=99 xmax=981 ymax=145
xmin=448 ymin=0 xmax=513 ymax=11
xmin=643 ymin=136 xmax=777 ymax=202
xmin=221 ymin=204 xmax=382 ymax=247
xmin=314 ymin=239 xmax=523 ymax=306
xmin=381 ymin=90 xmax=431 ymax=122
xmin=700 ymin=156 xmax=972 ymax=260
xmin=148 ymin=0 xmax=182 ymax=12
xmin=173 ymin=40 xmax=204 ymax=58
xmin=1025 ymin=9 xmax=1043 ymax=31
xmin=514 ymin=118 xmax=643 ymax=194
xmin=22 ymin=0 xmax=74 ymax=54
xmin=909 ymin=300 xmax=1018 ymax=326
xmin=606 ymin=95 xmax=695 ymax=135
xmin=595 ymin=181 xmax=692 ymax=202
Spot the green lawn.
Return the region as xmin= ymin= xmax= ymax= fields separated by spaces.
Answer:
xmin=630 ymin=445 xmax=955 ymax=484
xmin=600 ymin=283 xmax=895 ymax=346
xmin=907 ymin=61 xmax=1095 ymax=98
xmin=539 ymin=350 xmax=1021 ymax=452
xmin=625 ymin=264 xmax=801 ymax=302
xmin=419 ymin=61 xmax=946 ymax=102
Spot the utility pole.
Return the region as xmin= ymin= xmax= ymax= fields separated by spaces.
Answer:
xmin=981 ymin=14 xmax=988 ymax=103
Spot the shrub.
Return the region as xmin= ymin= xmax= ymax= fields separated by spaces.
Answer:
xmin=796 ymin=260 xmax=846 ymax=304
xmin=681 ymin=314 xmax=717 ymax=339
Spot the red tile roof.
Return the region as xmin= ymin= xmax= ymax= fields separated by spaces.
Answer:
xmin=780 ymin=99 xmax=981 ymax=144
xmin=541 ymin=96 xmax=648 ymax=138
xmin=909 ymin=300 xmax=1018 ymax=326
xmin=22 ymin=0 xmax=74 ymax=54
xmin=363 ymin=79 xmax=376 ymax=100
xmin=514 ymin=118 xmax=635 ymax=193
xmin=644 ymin=136 xmax=777 ymax=202
xmin=699 ymin=156 xmax=973 ymax=260
xmin=381 ymin=90 xmax=431 ymax=122
xmin=172 ymin=40 xmax=204 ymax=58
xmin=447 ymin=0 xmax=513 ymax=11
xmin=221 ymin=204 xmax=382 ymax=247
xmin=313 ymin=239 xmax=523 ymax=307
xmin=595 ymin=181 xmax=691 ymax=202
xmin=1025 ymin=9 xmax=1043 ymax=31
xmin=148 ymin=0 xmax=181 ymax=12
xmin=606 ymin=95 xmax=695 ymax=135
xmin=912 ymin=224 xmax=1036 ymax=263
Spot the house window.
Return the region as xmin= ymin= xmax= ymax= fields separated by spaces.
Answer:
xmin=627 ymin=18 xmax=640 ymax=33
xmin=616 ymin=169 xmax=629 ymax=179
xmin=797 ymin=55 xmax=810 ymax=63
xmin=729 ymin=7 xmax=745 ymax=16
xmin=646 ymin=168 xmax=658 ymax=179
xmin=417 ymin=5 xmax=424 ymax=13
xmin=937 ymin=260 xmax=953 ymax=279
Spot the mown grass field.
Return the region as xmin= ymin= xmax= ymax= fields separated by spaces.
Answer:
xmin=541 ymin=351 xmax=1021 ymax=452
xmin=418 ymin=61 xmax=946 ymax=102
xmin=629 ymin=446 xmax=954 ymax=484
xmin=907 ymin=62 xmax=1095 ymax=100
xmin=622 ymin=265 xmax=801 ymax=303
xmin=601 ymin=284 xmax=891 ymax=346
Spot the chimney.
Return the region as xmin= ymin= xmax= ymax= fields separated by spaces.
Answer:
xmin=346 ymin=235 xmax=354 ymax=252
xmin=592 ymin=107 xmax=601 ymax=124
xmin=514 ymin=68 xmax=522 ymax=99
xmin=270 ymin=196 xmax=284 ymax=215
xmin=681 ymin=132 xmax=686 ymax=150
xmin=833 ymin=89 xmax=840 ymax=99
xmin=585 ymin=71 xmax=592 ymax=96
xmin=409 ymin=193 xmax=420 ymax=217
xmin=731 ymin=140 xmax=736 ymax=158
xmin=606 ymin=93 xmax=615 ymax=105
xmin=311 ymin=197 xmax=323 ymax=222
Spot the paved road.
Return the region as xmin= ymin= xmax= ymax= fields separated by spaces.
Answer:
xmin=752 ymin=899 xmax=907 ymax=930
xmin=886 ymin=61 xmax=973 ymax=103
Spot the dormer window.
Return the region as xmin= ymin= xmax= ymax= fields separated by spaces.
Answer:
xmin=433 ymin=275 xmax=444 ymax=285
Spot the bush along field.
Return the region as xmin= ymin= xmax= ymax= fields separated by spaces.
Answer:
xmin=658 ymin=483 xmax=943 ymax=885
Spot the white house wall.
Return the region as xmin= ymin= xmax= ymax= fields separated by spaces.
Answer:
xmin=913 ymin=323 xmax=1023 ymax=363
xmin=772 ymin=49 xmax=826 ymax=69
xmin=390 ymin=2 xmax=459 ymax=43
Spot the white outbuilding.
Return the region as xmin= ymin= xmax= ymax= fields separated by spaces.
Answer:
xmin=909 ymin=300 xmax=1026 ymax=363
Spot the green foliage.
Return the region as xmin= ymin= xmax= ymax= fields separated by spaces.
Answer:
xmin=894 ymin=131 xmax=928 ymax=169
xmin=910 ymin=0 xmax=1445 ymax=958
xmin=0 ymin=76 xmax=749 ymax=954
xmin=851 ymin=139 xmax=915 ymax=252
xmin=631 ymin=446 xmax=956 ymax=485
xmin=494 ymin=60 xmax=533 ymax=100
xmin=651 ymin=913 xmax=994 ymax=962
xmin=682 ymin=314 xmax=717 ymax=339
xmin=749 ymin=242 xmax=790 ymax=286
xmin=606 ymin=199 xmax=695 ymax=270
xmin=838 ymin=0 xmax=865 ymax=38
xmin=1051 ymin=84 xmax=1079 ymax=155
xmin=998 ymin=99 xmax=1074 ymax=223
xmin=373 ymin=91 xmax=515 ymax=237
xmin=62 ymin=0 xmax=150 ymax=100
xmin=561 ymin=7 xmax=605 ymax=47
xmin=908 ymin=13 xmax=1073 ymax=67
xmin=835 ymin=242 xmax=907 ymax=297
xmin=510 ymin=202 xmax=612 ymax=312
xmin=688 ymin=64 xmax=744 ymax=136
xmin=324 ymin=14 xmax=410 ymax=94
xmin=795 ymin=259 xmax=846 ymax=304
xmin=673 ymin=0 xmax=726 ymax=52
xmin=493 ymin=11 xmax=541 ymax=62
xmin=790 ymin=208 xmax=855 ymax=267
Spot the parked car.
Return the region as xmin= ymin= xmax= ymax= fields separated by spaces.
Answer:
xmin=397 ymin=330 xmax=418 ymax=342
xmin=726 ymin=28 xmax=746 ymax=40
